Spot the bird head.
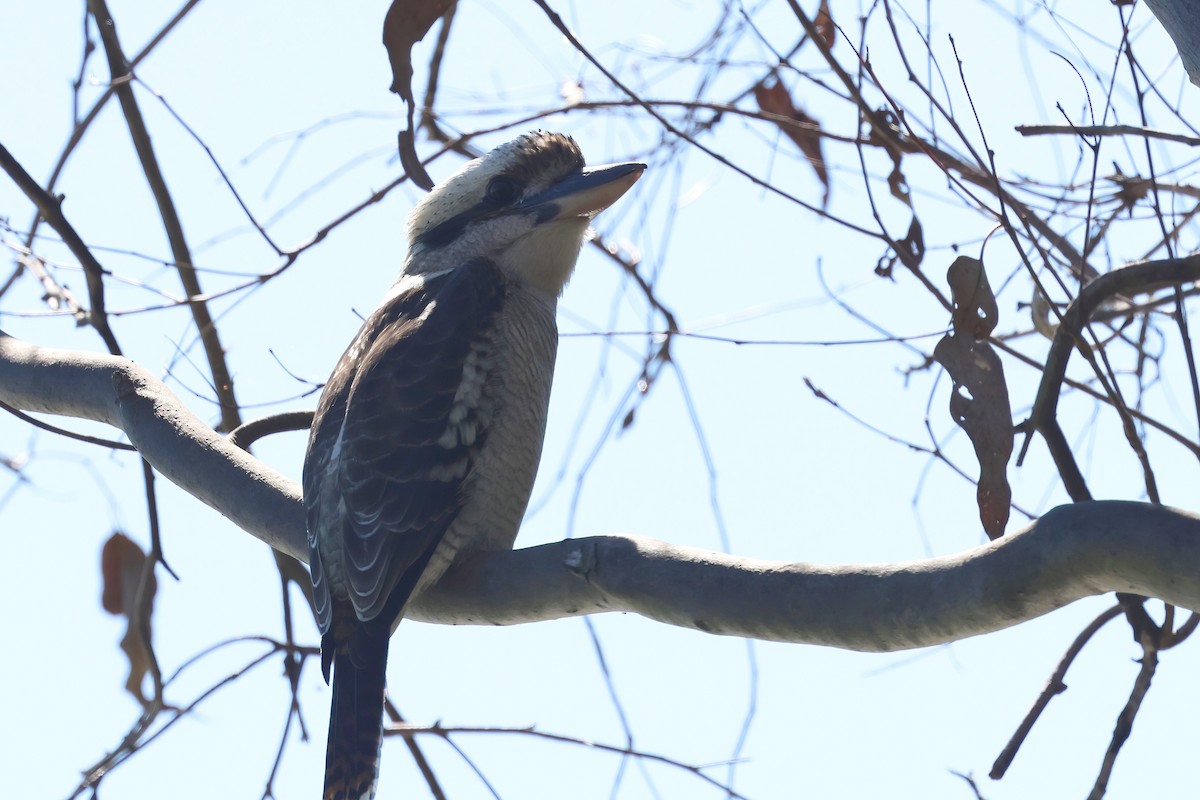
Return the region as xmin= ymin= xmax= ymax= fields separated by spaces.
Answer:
xmin=405 ymin=132 xmax=644 ymax=295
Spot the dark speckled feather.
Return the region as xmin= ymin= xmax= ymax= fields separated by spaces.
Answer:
xmin=303 ymin=258 xmax=504 ymax=800
xmin=305 ymin=258 xmax=505 ymax=637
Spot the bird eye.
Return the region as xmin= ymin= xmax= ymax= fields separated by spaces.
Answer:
xmin=485 ymin=176 xmax=522 ymax=207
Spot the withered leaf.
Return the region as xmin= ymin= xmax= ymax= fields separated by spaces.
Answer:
xmin=866 ymin=107 xmax=919 ymax=154
xmin=399 ymin=122 xmax=435 ymax=191
xmin=101 ymin=532 xmax=158 ymax=706
xmin=933 ymin=257 xmax=1013 ymax=539
xmin=874 ymin=252 xmax=896 ymax=279
xmin=946 ymin=255 xmax=997 ymax=338
xmin=382 ymin=0 xmax=456 ymax=102
xmin=814 ymin=0 xmax=836 ymax=50
xmin=1108 ymin=167 xmax=1150 ymax=214
xmin=886 ymin=157 xmax=910 ymax=206
xmin=383 ymin=0 xmax=453 ymax=192
xmin=101 ymin=531 xmax=155 ymax=615
xmin=1030 ymin=287 xmax=1056 ymax=340
xmin=754 ymin=78 xmax=830 ymax=208
xmin=897 ymin=216 xmax=925 ymax=270
xmin=865 ymin=107 xmax=915 ymax=207
xmin=936 ymin=335 xmax=1013 ymax=539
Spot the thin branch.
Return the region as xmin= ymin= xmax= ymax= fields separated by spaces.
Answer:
xmin=1015 ymin=123 xmax=1200 ymax=146
xmin=89 ymin=0 xmax=242 ymax=431
xmin=1022 ymin=255 xmax=1200 ymax=499
xmin=0 ymin=399 xmax=135 ymax=451
xmin=227 ymin=411 xmax=314 ymax=450
xmin=529 ymin=0 xmax=881 ymax=237
xmin=1087 ymin=636 xmax=1160 ymax=800
xmin=991 ymin=604 xmax=1124 ymax=778
xmin=385 ymin=722 xmax=748 ymax=799
xmin=12 ymin=0 xmax=205 ymax=277
xmin=0 ymin=140 xmax=122 ymax=354
xmin=384 ymin=699 xmax=449 ymax=800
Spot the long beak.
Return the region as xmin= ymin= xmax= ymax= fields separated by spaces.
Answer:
xmin=518 ymin=162 xmax=646 ymax=222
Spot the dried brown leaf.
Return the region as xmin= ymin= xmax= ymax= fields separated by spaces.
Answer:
xmin=864 ymin=108 xmax=917 ymax=207
xmin=885 ymin=157 xmax=910 ymax=206
xmin=398 ymin=123 xmax=435 ymax=191
xmin=947 ymin=255 xmax=998 ymax=338
xmin=382 ymin=0 xmax=449 ymax=192
xmin=898 ymin=216 xmax=925 ymax=270
xmin=814 ymin=0 xmax=836 ymax=50
xmin=1108 ymin=168 xmax=1150 ymax=213
xmin=101 ymin=532 xmax=153 ymax=616
xmin=934 ymin=335 xmax=1013 ymax=539
xmin=382 ymin=0 xmax=456 ymax=102
xmin=934 ymin=257 xmax=1013 ymax=539
xmin=755 ymin=78 xmax=830 ymax=207
xmin=100 ymin=532 xmax=157 ymax=705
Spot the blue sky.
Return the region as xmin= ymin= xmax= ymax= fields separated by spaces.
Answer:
xmin=3 ymin=1 xmax=1200 ymax=799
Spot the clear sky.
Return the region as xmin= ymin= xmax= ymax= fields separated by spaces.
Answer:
xmin=2 ymin=1 xmax=1199 ymax=799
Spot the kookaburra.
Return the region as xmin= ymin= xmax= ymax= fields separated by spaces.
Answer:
xmin=303 ymin=131 xmax=644 ymax=800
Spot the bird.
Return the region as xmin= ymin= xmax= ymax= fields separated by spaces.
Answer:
xmin=303 ymin=131 xmax=645 ymax=800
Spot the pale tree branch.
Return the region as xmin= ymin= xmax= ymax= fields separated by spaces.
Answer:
xmin=1144 ymin=0 xmax=1200 ymax=86
xmin=3 ymin=329 xmax=1200 ymax=650
xmin=0 ymin=330 xmax=301 ymax=558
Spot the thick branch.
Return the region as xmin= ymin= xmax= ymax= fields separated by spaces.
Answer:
xmin=3 ymin=331 xmax=1200 ymax=651
xmin=1144 ymin=0 xmax=1200 ymax=86
xmin=0 ymin=331 xmax=300 ymax=558
xmin=410 ymin=504 xmax=1200 ymax=649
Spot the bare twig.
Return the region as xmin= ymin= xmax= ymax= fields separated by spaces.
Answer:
xmin=89 ymin=0 xmax=242 ymax=431
xmin=991 ymin=605 xmax=1124 ymax=778
xmin=1015 ymin=124 xmax=1200 ymax=146
xmin=1087 ymin=635 xmax=1160 ymax=800
xmin=0 ymin=140 xmax=122 ymax=354
xmin=385 ymin=722 xmax=748 ymax=799
xmin=227 ymin=411 xmax=314 ymax=450
xmin=0 ymin=398 xmax=136 ymax=451
xmin=12 ymin=0 xmax=204 ymax=277
xmin=384 ymin=699 xmax=449 ymax=800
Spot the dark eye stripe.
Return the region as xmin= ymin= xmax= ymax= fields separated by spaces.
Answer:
xmin=416 ymin=210 xmax=473 ymax=249
xmin=416 ymin=175 xmax=532 ymax=250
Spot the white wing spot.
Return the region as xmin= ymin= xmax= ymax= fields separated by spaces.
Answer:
xmin=436 ymin=336 xmax=493 ymax=450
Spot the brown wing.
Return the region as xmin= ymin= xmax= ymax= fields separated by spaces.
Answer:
xmin=304 ymin=258 xmax=505 ymax=636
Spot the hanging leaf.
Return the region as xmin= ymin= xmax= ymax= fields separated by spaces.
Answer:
xmin=101 ymin=532 xmax=158 ymax=706
xmin=946 ymin=254 xmax=997 ymax=338
xmin=398 ymin=122 xmax=435 ymax=191
xmin=897 ymin=216 xmax=925 ymax=270
xmin=382 ymin=0 xmax=456 ymax=102
xmin=382 ymin=0 xmax=454 ymax=191
xmin=933 ymin=257 xmax=1013 ymax=540
xmin=754 ymin=78 xmax=830 ymax=208
xmin=865 ymin=107 xmax=916 ymax=207
xmin=814 ymin=0 xmax=837 ymax=50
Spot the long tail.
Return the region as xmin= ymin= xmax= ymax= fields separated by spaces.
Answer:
xmin=323 ymin=634 xmax=389 ymax=800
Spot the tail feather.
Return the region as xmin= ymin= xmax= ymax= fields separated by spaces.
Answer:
xmin=324 ymin=635 xmax=389 ymax=800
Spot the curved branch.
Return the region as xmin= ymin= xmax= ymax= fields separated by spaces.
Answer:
xmin=411 ymin=503 xmax=1200 ymax=650
xmin=3 ymin=331 xmax=1200 ymax=651
xmin=1026 ymin=254 xmax=1200 ymax=498
xmin=0 ymin=330 xmax=302 ymax=559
